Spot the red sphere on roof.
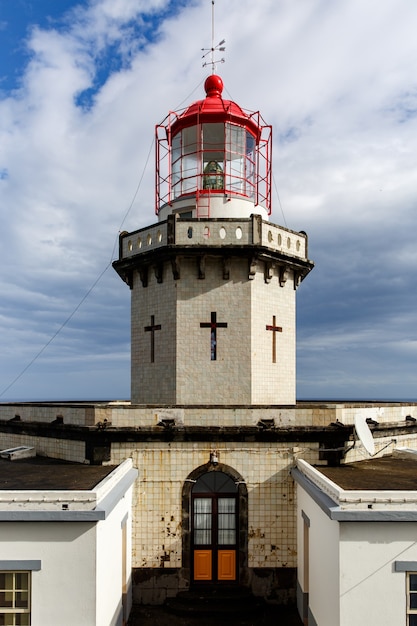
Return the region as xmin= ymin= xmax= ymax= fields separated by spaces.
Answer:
xmin=204 ymin=74 xmax=224 ymax=97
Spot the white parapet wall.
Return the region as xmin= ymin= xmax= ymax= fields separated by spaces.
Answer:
xmin=121 ymin=216 xmax=308 ymax=261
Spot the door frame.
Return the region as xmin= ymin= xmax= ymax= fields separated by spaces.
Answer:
xmin=182 ymin=463 xmax=248 ymax=588
xmin=192 ymin=485 xmax=238 ymax=583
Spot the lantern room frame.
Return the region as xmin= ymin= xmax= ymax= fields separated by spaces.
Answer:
xmin=155 ymin=102 xmax=272 ymax=216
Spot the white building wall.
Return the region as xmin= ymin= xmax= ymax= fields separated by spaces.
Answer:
xmin=0 ymin=461 xmax=136 ymax=626
xmin=0 ymin=522 xmax=97 ymax=626
xmin=297 ymin=469 xmax=417 ymax=626
xmin=339 ymin=522 xmax=417 ymax=626
xmin=96 ymin=486 xmax=134 ymax=626
xmin=296 ymin=484 xmax=340 ymax=626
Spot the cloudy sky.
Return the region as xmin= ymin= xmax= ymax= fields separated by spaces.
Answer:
xmin=0 ymin=0 xmax=416 ymax=402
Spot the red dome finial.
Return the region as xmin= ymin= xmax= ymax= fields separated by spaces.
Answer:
xmin=204 ymin=74 xmax=223 ymax=98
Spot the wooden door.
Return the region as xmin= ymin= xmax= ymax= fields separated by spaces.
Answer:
xmin=192 ymin=472 xmax=238 ymax=583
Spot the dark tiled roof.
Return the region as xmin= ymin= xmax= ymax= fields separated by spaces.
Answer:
xmin=0 ymin=456 xmax=116 ymax=491
xmin=317 ymin=456 xmax=417 ymax=491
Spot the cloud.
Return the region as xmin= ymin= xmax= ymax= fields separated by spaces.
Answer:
xmin=0 ymin=0 xmax=417 ymax=400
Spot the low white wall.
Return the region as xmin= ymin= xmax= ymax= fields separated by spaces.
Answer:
xmin=96 ymin=485 xmax=134 ymax=626
xmin=297 ymin=484 xmax=340 ymax=626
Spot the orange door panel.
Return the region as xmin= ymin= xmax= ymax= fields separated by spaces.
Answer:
xmin=194 ymin=550 xmax=212 ymax=581
xmin=191 ymin=474 xmax=239 ymax=584
xmin=217 ymin=550 xmax=236 ymax=581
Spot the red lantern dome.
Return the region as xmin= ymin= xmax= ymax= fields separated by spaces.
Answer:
xmin=156 ymin=75 xmax=272 ymax=219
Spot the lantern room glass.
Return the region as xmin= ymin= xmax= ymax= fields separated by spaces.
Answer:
xmin=171 ymin=122 xmax=256 ymax=200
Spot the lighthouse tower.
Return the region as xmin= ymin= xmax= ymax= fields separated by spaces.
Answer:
xmin=113 ymin=74 xmax=313 ymax=406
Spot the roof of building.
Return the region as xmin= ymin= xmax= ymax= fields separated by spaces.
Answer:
xmin=170 ymin=74 xmax=262 ymax=139
xmin=293 ymin=453 xmax=417 ymax=521
xmin=0 ymin=456 xmax=116 ymax=491
xmin=316 ymin=455 xmax=417 ymax=491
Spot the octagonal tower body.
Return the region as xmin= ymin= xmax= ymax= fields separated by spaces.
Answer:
xmin=113 ymin=75 xmax=313 ymax=405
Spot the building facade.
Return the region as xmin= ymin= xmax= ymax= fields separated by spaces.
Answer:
xmin=0 ymin=453 xmax=137 ymax=626
xmin=293 ymin=451 xmax=417 ymax=626
xmin=0 ymin=73 xmax=417 ymax=616
xmin=1 ymin=401 xmax=417 ymax=607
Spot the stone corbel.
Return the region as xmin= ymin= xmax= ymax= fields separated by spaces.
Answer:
xmin=198 ymin=255 xmax=206 ymax=280
xmin=154 ymin=264 xmax=163 ymax=284
xmin=222 ymin=257 xmax=231 ymax=280
xmin=294 ymin=272 xmax=302 ymax=289
xmin=171 ymin=256 xmax=181 ymax=280
xmin=279 ymin=265 xmax=290 ymax=287
xmin=139 ymin=267 xmax=148 ymax=288
xmin=264 ymin=261 xmax=274 ymax=284
xmin=123 ymin=270 xmax=133 ymax=290
xmin=248 ymin=256 xmax=257 ymax=280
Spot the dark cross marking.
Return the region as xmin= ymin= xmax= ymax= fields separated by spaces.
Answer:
xmin=200 ymin=312 xmax=228 ymax=361
xmin=266 ymin=315 xmax=282 ymax=364
xmin=144 ymin=315 xmax=161 ymax=363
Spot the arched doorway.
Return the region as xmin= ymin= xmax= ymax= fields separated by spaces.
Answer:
xmin=192 ymin=471 xmax=237 ymax=582
xmin=182 ymin=465 xmax=248 ymax=587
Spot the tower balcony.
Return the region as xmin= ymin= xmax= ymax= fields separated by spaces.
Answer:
xmin=114 ymin=214 xmax=313 ymax=289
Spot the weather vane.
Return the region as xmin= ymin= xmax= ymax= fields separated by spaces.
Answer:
xmin=201 ymin=0 xmax=225 ymax=73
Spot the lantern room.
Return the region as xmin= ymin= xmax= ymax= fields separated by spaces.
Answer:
xmin=156 ymin=74 xmax=272 ymax=220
